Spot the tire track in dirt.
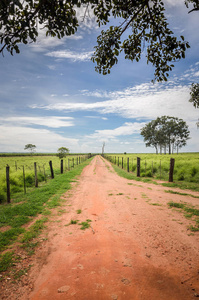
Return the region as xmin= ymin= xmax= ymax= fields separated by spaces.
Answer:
xmin=3 ymin=155 xmax=199 ymax=299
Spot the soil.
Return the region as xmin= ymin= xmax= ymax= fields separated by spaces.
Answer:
xmin=1 ymin=155 xmax=199 ymax=300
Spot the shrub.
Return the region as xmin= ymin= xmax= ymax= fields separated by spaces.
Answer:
xmin=191 ymin=166 xmax=198 ymax=177
xmin=146 ymin=170 xmax=153 ymax=177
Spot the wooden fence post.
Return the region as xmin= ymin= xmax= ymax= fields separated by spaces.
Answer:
xmin=34 ymin=162 xmax=38 ymax=187
xmin=118 ymin=157 xmax=119 ymax=166
xmin=122 ymin=157 xmax=123 ymax=169
xmin=23 ymin=166 xmax=26 ymax=194
xmin=73 ymin=158 xmax=74 ymax=168
xmin=60 ymin=159 xmax=63 ymax=174
xmin=49 ymin=161 xmax=54 ymax=179
xmin=160 ymin=160 xmax=161 ymax=180
xmin=6 ymin=165 xmax=11 ymax=203
xmin=43 ymin=165 xmax=47 ymax=182
xmin=169 ymin=158 xmax=175 ymax=182
xmin=127 ymin=157 xmax=129 ymax=172
xmin=68 ymin=159 xmax=70 ymax=171
xmin=137 ymin=157 xmax=140 ymax=177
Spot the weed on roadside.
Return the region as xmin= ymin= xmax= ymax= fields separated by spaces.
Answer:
xmin=0 ymin=251 xmax=14 ymax=272
xmin=165 ymin=190 xmax=199 ymax=199
xmin=168 ymin=201 xmax=199 ymax=232
xmin=79 ymin=219 xmax=92 ymax=230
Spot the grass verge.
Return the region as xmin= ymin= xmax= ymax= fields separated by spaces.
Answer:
xmin=0 ymin=157 xmax=92 ymax=272
xmin=168 ymin=201 xmax=199 ymax=231
xmin=111 ymin=164 xmax=199 ymax=192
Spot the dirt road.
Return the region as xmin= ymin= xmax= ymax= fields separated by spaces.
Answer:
xmin=4 ymin=155 xmax=199 ymax=299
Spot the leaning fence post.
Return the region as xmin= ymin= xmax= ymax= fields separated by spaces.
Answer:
xmin=6 ymin=165 xmax=11 ymax=203
xmin=49 ymin=161 xmax=54 ymax=179
xmin=34 ymin=162 xmax=38 ymax=187
xmin=169 ymin=158 xmax=175 ymax=182
xmin=137 ymin=157 xmax=140 ymax=177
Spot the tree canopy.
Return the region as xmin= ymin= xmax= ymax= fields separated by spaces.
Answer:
xmin=189 ymin=83 xmax=199 ymax=109
xmin=24 ymin=143 xmax=36 ymax=154
xmin=0 ymin=0 xmax=198 ymax=81
xmin=189 ymin=83 xmax=199 ymax=127
xmin=140 ymin=116 xmax=190 ymax=154
xmin=57 ymin=147 xmax=69 ymax=159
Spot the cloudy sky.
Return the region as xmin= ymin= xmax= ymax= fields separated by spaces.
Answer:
xmin=0 ymin=1 xmax=199 ymax=154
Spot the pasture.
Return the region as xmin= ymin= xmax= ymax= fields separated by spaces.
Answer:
xmin=104 ymin=153 xmax=199 ymax=189
xmin=0 ymin=154 xmax=88 ymax=203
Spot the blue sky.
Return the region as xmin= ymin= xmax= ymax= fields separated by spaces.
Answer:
xmin=0 ymin=0 xmax=199 ymax=154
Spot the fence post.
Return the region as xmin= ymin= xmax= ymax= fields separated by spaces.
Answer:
xmin=77 ymin=157 xmax=78 ymax=165
xmin=127 ymin=157 xmax=129 ymax=172
xmin=122 ymin=157 xmax=123 ymax=169
xmin=49 ymin=161 xmax=54 ymax=179
xmin=34 ymin=162 xmax=38 ymax=187
xmin=137 ymin=157 xmax=140 ymax=177
xmin=6 ymin=165 xmax=11 ymax=203
xmin=152 ymin=161 xmax=153 ymax=176
xmin=118 ymin=157 xmax=119 ymax=166
xmin=43 ymin=165 xmax=47 ymax=182
xmin=169 ymin=158 xmax=175 ymax=182
xmin=73 ymin=158 xmax=74 ymax=168
xmin=60 ymin=159 xmax=63 ymax=174
xmin=68 ymin=159 xmax=70 ymax=171
xmin=160 ymin=160 xmax=161 ymax=180
xmin=23 ymin=166 xmax=26 ymax=194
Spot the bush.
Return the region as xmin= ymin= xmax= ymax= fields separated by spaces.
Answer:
xmin=177 ymin=170 xmax=185 ymax=181
xmin=0 ymin=191 xmax=6 ymax=203
xmin=191 ymin=166 xmax=198 ymax=177
xmin=146 ymin=170 xmax=153 ymax=177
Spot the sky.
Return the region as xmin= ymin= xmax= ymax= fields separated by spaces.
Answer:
xmin=0 ymin=0 xmax=199 ymax=154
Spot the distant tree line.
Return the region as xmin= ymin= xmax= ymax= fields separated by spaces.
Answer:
xmin=141 ymin=116 xmax=190 ymax=154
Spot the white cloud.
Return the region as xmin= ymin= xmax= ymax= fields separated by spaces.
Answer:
xmin=86 ymin=122 xmax=145 ymax=140
xmin=1 ymin=116 xmax=74 ymax=128
xmin=0 ymin=126 xmax=79 ymax=153
xmin=45 ymin=50 xmax=93 ymax=61
xmin=193 ymin=71 xmax=199 ymax=77
xmin=30 ymin=84 xmax=198 ymax=125
xmin=85 ymin=116 xmax=108 ymax=120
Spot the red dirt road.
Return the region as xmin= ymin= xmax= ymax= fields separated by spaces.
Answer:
xmin=3 ymin=155 xmax=199 ymax=299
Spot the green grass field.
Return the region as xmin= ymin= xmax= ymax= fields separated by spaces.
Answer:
xmin=104 ymin=153 xmax=199 ymax=190
xmin=0 ymin=154 xmax=89 ymax=203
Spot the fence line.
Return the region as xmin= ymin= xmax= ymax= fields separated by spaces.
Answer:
xmin=4 ymin=154 xmax=92 ymax=204
xmin=104 ymin=155 xmax=175 ymax=183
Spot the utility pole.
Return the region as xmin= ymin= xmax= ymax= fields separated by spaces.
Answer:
xmin=102 ymin=142 xmax=105 ymax=155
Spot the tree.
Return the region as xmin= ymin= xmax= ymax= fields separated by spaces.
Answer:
xmin=24 ymin=143 xmax=36 ymax=154
xmin=57 ymin=147 xmax=69 ymax=159
xmin=189 ymin=83 xmax=199 ymax=108
xmin=0 ymin=0 xmax=198 ymax=82
xmin=189 ymin=83 xmax=199 ymax=127
xmin=141 ymin=116 xmax=190 ymax=154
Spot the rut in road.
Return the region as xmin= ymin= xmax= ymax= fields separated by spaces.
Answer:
xmin=13 ymin=156 xmax=199 ymax=299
